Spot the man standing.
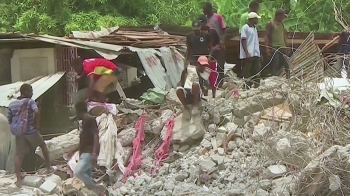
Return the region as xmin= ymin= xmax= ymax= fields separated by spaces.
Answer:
xmin=185 ymin=20 xmax=212 ymax=65
xmin=240 ymin=12 xmax=262 ymax=88
xmin=71 ymin=57 xmax=122 ymax=103
xmin=265 ymin=9 xmax=290 ymax=78
xmin=240 ymin=1 xmax=260 ymax=33
xmin=8 ymin=84 xmax=55 ymax=187
xmin=74 ymin=101 xmax=106 ymax=195
xmin=203 ymin=2 xmax=227 ymax=87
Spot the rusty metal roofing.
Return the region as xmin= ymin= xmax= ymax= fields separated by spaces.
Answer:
xmin=0 ymin=72 xmax=65 ymax=107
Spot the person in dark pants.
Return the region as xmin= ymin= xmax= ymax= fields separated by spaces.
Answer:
xmin=240 ymin=12 xmax=262 ymax=89
xmin=265 ymin=9 xmax=290 ymax=78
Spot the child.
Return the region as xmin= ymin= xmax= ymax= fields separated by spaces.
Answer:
xmin=176 ymin=56 xmax=211 ymax=120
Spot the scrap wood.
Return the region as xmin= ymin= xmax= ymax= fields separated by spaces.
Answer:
xmin=321 ymin=35 xmax=340 ymax=52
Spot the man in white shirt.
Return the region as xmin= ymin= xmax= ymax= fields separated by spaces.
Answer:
xmin=240 ymin=12 xmax=262 ymax=88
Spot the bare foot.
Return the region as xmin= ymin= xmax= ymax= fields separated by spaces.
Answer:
xmin=15 ymin=180 xmax=22 ymax=188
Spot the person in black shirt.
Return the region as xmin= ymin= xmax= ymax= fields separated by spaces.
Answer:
xmin=185 ymin=20 xmax=212 ymax=65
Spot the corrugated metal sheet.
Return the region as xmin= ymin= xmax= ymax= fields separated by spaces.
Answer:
xmin=137 ymin=50 xmax=170 ymax=90
xmin=160 ymin=47 xmax=184 ymax=87
xmin=0 ymin=72 xmax=65 ymax=107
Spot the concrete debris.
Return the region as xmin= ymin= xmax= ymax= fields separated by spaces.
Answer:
xmin=118 ymin=127 xmax=137 ymax=147
xmin=5 ymin=75 xmax=350 ymax=196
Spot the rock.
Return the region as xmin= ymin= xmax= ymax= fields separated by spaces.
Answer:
xmin=234 ymin=138 xmax=245 ymax=147
xmin=263 ymin=165 xmax=288 ymax=179
xmin=218 ymin=127 xmax=227 ymax=133
xmin=173 ymin=144 xmax=180 ymax=151
xmin=276 ymin=138 xmax=291 ymax=156
xmin=160 ymin=109 xmax=175 ymax=123
xmin=211 ymin=154 xmax=224 ymax=165
xmin=179 ymin=145 xmax=190 ymax=152
xmin=201 ymin=139 xmax=212 ymax=149
xmin=162 ymin=114 xmax=205 ymax=143
xmin=208 ymin=124 xmax=217 ymax=133
xmin=259 ymin=179 xmax=272 ymax=191
xmin=218 ymin=148 xmax=225 ymax=155
xmin=23 ymin=176 xmax=43 ymax=188
xmin=329 ymin=174 xmax=341 ymax=192
xmin=200 ymin=159 xmax=217 ymax=171
xmin=227 ymin=189 xmax=243 ymax=196
xmin=155 ymin=191 xmax=167 ymax=196
xmin=175 ymin=172 xmax=189 ymax=182
xmin=150 ymin=181 xmax=162 ymax=189
xmin=252 ymin=124 xmax=269 ymax=141
xmin=272 ymin=176 xmax=294 ymax=194
xmin=227 ymin=141 xmax=236 ymax=151
xmin=226 ymin=123 xmax=239 ymax=133
xmin=216 ymin=133 xmax=226 ymax=147
xmin=213 ymin=112 xmax=221 ymax=124
xmin=118 ymin=128 xmax=137 ymax=147
xmin=148 ymin=119 xmax=164 ymax=135
xmin=39 ymin=180 xmax=57 ymax=193
xmin=164 ymin=181 xmax=175 ymax=190
xmin=255 ymin=188 xmax=269 ymax=196
xmin=120 ymin=186 xmax=128 ymax=195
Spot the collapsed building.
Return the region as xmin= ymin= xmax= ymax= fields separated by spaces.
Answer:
xmin=0 ymin=24 xmax=350 ymax=196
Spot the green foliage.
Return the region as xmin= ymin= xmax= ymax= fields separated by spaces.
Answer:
xmin=0 ymin=0 xmax=348 ymax=35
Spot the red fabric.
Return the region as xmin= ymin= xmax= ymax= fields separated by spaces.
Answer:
xmin=123 ymin=114 xmax=147 ymax=181
xmin=208 ymin=61 xmax=218 ymax=88
xmin=231 ymin=88 xmax=240 ymax=98
xmin=151 ymin=117 xmax=175 ymax=175
xmin=82 ymin=58 xmax=117 ymax=79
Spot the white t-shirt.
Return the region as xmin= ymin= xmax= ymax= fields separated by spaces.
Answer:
xmin=239 ymin=24 xmax=260 ymax=59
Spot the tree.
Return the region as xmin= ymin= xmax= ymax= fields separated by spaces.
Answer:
xmin=0 ymin=0 xmax=348 ymax=35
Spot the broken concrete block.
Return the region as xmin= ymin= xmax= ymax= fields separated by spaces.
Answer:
xmin=44 ymin=174 xmax=62 ymax=186
xmin=200 ymin=159 xmax=217 ymax=171
xmin=232 ymin=92 xmax=286 ymax=118
xmin=259 ymin=179 xmax=272 ymax=191
xmin=36 ymin=129 xmax=80 ymax=160
xmin=147 ymin=119 xmax=164 ymax=135
xmin=211 ymin=154 xmax=224 ymax=165
xmin=119 ymin=128 xmax=137 ymax=147
xmin=162 ymin=114 xmax=205 ymax=143
xmin=23 ymin=176 xmax=43 ymax=188
xmin=225 ymin=123 xmax=239 ymax=133
xmin=263 ymin=165 xmax=288 ymax=179
xmin=208 ymin=124 xmax=217 ymax=133
xmin=276 ymin=138 xmax=291 ymax=156
xmin=329 ymin=174 xmax=341 ymax=192
xmin=39 ymin=180 xmax=57 ymax=193
xmin=252 ymin=124 xmax=269 ymax=141
xmin=216 ymin=133 xmax=226 ymax=147
xmin=175 ymin=172 xmax=189 ymax=182
xmin=217 ymin=127 xmax=227 ymax=133
xmin=217 ymin=148 xmax=225 ymax=155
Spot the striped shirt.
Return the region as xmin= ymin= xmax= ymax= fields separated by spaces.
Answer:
xmin=8 ymin=98 xmax=38 ymax=135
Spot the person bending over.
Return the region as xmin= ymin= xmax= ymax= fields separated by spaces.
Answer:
xmin=71 ymin=57 xmax=122 ymax=103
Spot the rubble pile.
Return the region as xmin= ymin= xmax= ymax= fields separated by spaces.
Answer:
xmin=2 ymin=74 xmax=350 ymax=196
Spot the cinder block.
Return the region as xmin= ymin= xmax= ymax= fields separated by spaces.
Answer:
xmin=22 ymin=176 xmax=43 ymax=187
xmin=39 ymin=180 xmax=57 ymax=194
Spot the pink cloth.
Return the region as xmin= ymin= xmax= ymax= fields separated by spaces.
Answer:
xmin=123 ymin=114 xmax=147 ymax=181
xmin=231 ymin=88 xmax=240 ymax=98
xmin=151 ymin=117 xmax=175 ymax=175
xmin=208 ymin=61 xmax=218 ymax=88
